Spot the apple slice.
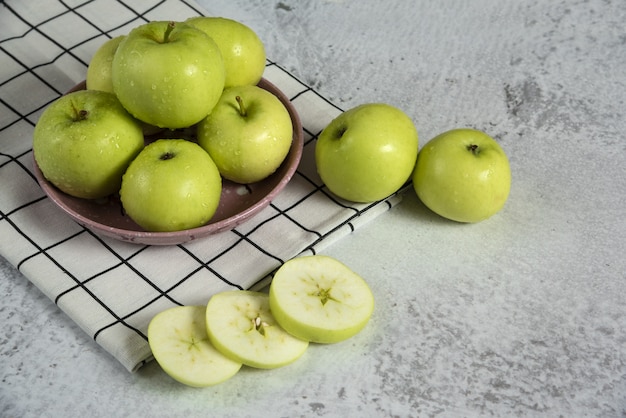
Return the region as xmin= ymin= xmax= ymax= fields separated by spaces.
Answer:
xmin=148 ymin=305 xmax=242 ymax=387
xmin=205 ymin=291 xmax=308 ymax=369
xmin=269 ymin=255 xmax=374 ymax=344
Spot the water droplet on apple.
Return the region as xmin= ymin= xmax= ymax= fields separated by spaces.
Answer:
xmin=151 ymin=84 xmax=157 ymax=90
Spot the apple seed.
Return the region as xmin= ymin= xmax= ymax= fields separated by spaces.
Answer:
xmin=252 ymin=315 xmax=270 ymax=336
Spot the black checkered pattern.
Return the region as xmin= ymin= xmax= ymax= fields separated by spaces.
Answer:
xmin=0 ymin=0 xmax=403 ymax=371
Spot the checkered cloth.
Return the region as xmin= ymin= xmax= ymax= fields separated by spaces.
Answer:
xmin=0 ymin=0 xmax=403 ymax=372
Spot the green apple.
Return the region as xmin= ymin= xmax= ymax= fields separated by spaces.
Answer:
xmin=86 ymin=35 xmax=125 ymax=93
xmin=196 ymin=85 xmax=293 ymax=184
xmin=186 ymin=16 xmax=266 ymax=88
xmin=33 ymin=90 xmax=144 ymax=199
xmin=86 ymin=35 xmax=162 ymax=137
xmin=412 ymin=128 xmax=511 ymax=223
xmin=148 ymin=305 xmax=242 ymax=387
xmin=205 ymin=290 xmax=309 ymax=369
xmin=120 ymin=139 xmax=222 ymax=232
xmin=315 ymin=103 xmax=419 ymax=203
xmin=269 ymin=255 xmax=374 ymax=344
xmin=112 ymin=21 xmax=225 ymax=129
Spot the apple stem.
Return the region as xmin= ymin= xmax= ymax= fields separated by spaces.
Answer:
xmin=163 ymin=21 xmax=176 ymax=43
xmin=334 ymin=125 xmax=348 ymax=140
xmin=467 ymin=144 xmax=480 ymax=155
xmin=76 ymin=110 xmax=88 ymax=121
xmin=71 ymin=102 xmax=88 ymax=121
xmin=235 ymin=96 xmax=247 ymax=117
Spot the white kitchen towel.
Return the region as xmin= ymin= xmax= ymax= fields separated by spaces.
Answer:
xmin=0 ymin=0 xmax=403 ymax=372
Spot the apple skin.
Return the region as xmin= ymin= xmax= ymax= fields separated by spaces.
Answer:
xmin=186 ymin=16 xmax=266 ymax=88
xmin=412 ymin=128 xmax=511 ymax=223
xmin=111 ymin=21 xmax=225 ymax=129
xmin=196 ymin=85 xmax=293 ymax=184
xmin=33 ymin=90 xmax=144 ymax=199
xmin=120 ymin=139 xmax=222 ymax=232
xmin=315 ymin=103 xmax=419 ymax=203
xmin=86 ymin=35 xmax=125 ymax=93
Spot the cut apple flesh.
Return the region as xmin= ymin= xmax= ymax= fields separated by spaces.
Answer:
xmin=205 ymin=290 xmax=309 ymax=369
xmin=269 ymin=255 xmax=374 ymax=344
xmin=147 ymin=305 xmax=242 ymax=387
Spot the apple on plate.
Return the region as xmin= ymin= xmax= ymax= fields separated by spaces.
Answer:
xmin=186 ymin=16 xmax=266 ymax=88
xmin=86 ymin=35 xmax=125 ymax=93
xmin=196 ymin=85 xmax=293 ymax=184
xmin=111 ymin=21 xmax=225 ymax=129
xmin=412 ymin=128 xmax=511 ymax=223
xmin=315 ymin=103 xmax=419 ymax=203
xmin=33 ymin=89 xmax=144 ymax=199
xmin=86 ymin=35 xmax=162 ymax=136
xmin=120 ymin=139 xmax=222 ymax=232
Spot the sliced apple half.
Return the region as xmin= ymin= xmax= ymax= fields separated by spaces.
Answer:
xmin=147 ymin=305 xmax=242 ymax=387
xmin=269 ymin=255 xmax=375 ymax=344
xmin=205 ymin=290 xmax=309 ymax=369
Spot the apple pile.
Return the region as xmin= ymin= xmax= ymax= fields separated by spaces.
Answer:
xmin=313 ymin=102 xmax=510 ymax=222
xmin=33 ymin=15 xmax=511 ymax=232
xmin=315 ymin=109 xmax=511 ymax=222
xmin=33 ymin=17 xmax=294 ymax=232
xmin=147 ymin=255 xmax=375 ymax=387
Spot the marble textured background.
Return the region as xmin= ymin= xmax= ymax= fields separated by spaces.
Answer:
xmin=3 ymin=0 xmax=625 ymax=416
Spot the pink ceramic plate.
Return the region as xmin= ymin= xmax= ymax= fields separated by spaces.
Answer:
xmin=33 ymin=78 xmax=304 ymax=245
